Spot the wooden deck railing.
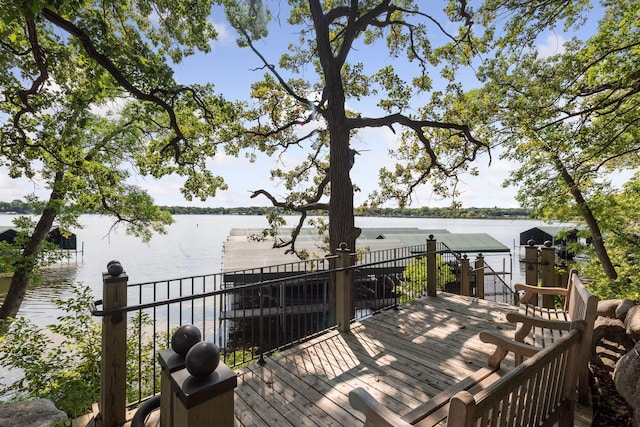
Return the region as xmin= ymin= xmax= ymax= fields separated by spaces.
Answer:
xmin=89 ymin=237 xmax=516 ymax=426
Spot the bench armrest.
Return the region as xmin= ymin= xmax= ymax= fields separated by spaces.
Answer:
xmin=349 ymin=387 xmax=413 ymax=427
xmin=479 ymin=331 xmax=541 ymax=368
xmin=506 ymin=311 xmax=573 ymax=341
xmin=514 ymin=283 xmax=569 ymax=305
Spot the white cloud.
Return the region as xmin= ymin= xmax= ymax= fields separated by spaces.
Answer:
xmin=537 ymin=32 xmax=567 ymax=58
xmin=210 ymin=20 xmax=234 ymax=48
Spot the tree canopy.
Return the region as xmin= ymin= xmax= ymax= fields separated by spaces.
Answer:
xmin=3 ymin=0 xmax=637 ymax=318
xmin=468 ymin=0 xmax=640 ymax=286
xmin=0 ymin=0 xmax=238 ymax=319
xmin=221 ymin=0 xmax=589 ymax=257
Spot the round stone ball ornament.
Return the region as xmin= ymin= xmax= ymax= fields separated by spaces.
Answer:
xmin=171 ymin=324 xmax=202 ymax=356
xmin=185 ymin=341 xmax=221 ymax=377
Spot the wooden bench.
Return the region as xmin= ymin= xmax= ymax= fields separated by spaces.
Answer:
xmin=501 ymin=269 xmax=598 ymax=404
xmin=349 ymin=321 xmax=585 ymax=427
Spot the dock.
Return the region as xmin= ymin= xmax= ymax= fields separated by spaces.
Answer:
xmin=101 ymin=292 xmax=593 ymax=426
xmin=232 ymin=293 xmax=591 ymax=426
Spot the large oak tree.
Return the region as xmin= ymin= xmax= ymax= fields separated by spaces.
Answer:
xmin=222 ymin=0 xmax=591 ymax=253
xmin=218 ymin=0 xmax=589 ymax=323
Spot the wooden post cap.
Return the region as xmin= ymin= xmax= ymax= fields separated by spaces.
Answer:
xmin=158 ymin=348 xmax=186 ymax=373
xmin=170 ymin=363 xmax=237 ymax=409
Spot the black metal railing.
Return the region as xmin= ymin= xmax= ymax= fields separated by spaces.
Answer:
xmin=482 ymin=262 xmax=518 ymax=305
xmin=91 ymin=241 xmax=511 ymax=407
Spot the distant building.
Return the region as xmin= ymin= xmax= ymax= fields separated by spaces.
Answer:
xmin=519 ymin=226 xmax=589 ymax=260
xmin=519 ymin=226 xmax=579 ymax=246
xmin=0 ymin=226 xmax=77 ymax=250
xmin=223 ymin=227 xmax=510 ymax=271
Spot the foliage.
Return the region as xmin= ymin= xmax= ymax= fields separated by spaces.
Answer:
xmin=580 ymin=173 xmax=640 ymax=300
xmin=0 ymin=283 xmax=170 ymax=417
xmin=0 ymin=0 xmax=241 ymax=318
xmin=126 ymin=312 xmax=166 ymax=403
xmin=219 ymin=0 xmax=593 ymax=257
xmin=0 ymin=200 xmax=533 ymax=218
xmin=0 ymin=284 xmax=101 ymax=417
xmin=0 ymin=200 xmax=36 ymax=214
xmin=466 ymin=0 xmax=640 ymax=283
xmin=402 ymin=255 xmax=454 ymax=303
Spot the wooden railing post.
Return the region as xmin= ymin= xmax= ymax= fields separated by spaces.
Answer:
xmin=336 ymin=243 xmax=353 ymax=332
xmin=524 ymin=240 xmax=538 ymax=288
xmin=461 ymin=255 xmax=471 ymax=296
xmin=158 ymin=349 xmax=185 ymax=427
xmin=540 ymin=241 xmax=556 ymax=308
xmin=426 ymin=236 xmax=437 ymax=297
xmin=557 ymin=261 xmax=569 ymax=288
xmin=475 ymin=254 xmax=485 ymax=299
xmin=100 ymin=261 xmax=128 ymax=427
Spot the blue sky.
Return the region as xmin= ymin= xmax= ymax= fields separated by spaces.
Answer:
xmin=0 ymin=3 xmax=602 ymax=209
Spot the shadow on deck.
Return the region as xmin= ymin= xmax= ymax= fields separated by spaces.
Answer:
xmin=116 ymin=293 xmax=591 ymax=427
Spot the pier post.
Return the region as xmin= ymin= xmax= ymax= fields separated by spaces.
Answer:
xmin=100 ymin=261 xmax=128 ymax=427
xmin=540 ymin=241 xmax=556 ymax=308
xmin=475 ymin=254 xmax=485 ymax=299
xmin=426 ymin=236 xmax=437 ymax=297
xmin=336 ymin=243 xmax=353 ymax=332
xmin=461 ymin=255 xmax=471 ymax=297
xmin=524 ymin=240 xmax=538 ymax=289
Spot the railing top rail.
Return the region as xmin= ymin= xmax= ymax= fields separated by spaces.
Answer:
xmin=91 ymin=267 xmax=335 ymax=317
xmin=92 ymin=242 xmax=489 ymax=318
xmin=91 ymin=245 xmax=442 ymax=317
xmin=123 ymin=254 xmax=340 ymax=288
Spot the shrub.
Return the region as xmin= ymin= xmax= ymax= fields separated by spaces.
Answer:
xmin=0 ymin=284 xmax=101 ymax=417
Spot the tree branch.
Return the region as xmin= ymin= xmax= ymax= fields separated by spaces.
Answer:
xmin=40 ymin=8 xmax=189 ymax=162
xmin=234 ymin=25 xmax=314 ymax=110
xmin=348 ymin=113 xmax=486 ymax=148
xmin=13 ymin=18 xmax=49 ymax=142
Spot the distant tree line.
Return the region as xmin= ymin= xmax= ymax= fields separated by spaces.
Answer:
xmin=0 ymin=199 xmax=531 ymax=219
xmin=160 ymin=205 xmax=533 ymax=218
xmin=355 ymin=207 xmax=532 ymax=218
xmin=0 ymin=199 xmax=36 ymax=214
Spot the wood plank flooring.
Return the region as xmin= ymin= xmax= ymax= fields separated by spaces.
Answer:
xmin=233 ymin=293 xmax=518 ymax=426
xmin=115 ymin=292 xmax=591 ymax=427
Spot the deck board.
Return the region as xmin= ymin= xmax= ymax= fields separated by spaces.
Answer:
xmin=233 ymin=293 xmax=519 ymax=426
xmin=118 ymin=292 xmax=591 ymax=427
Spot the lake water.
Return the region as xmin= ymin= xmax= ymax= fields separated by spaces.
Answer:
xmin=0 ymin=214 xmax=557 ymax=328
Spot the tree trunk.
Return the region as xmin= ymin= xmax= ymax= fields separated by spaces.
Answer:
xmin=0 ymin=172 xmax=64 ymax=320
xmin=310 ymin=0 xmax=359 ymax=325
xmin=554 ymin=156 xmax=618 ymax=280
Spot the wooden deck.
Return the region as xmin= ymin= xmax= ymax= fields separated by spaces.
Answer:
xmin=117 ymin=292 xmax=591 ymax=427
xmin=232 ymin=293 xmax=552 ymax=426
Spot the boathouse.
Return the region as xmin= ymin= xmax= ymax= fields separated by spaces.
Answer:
xmin=223 ymin=227 xmax=510 ymax=272
xmin=0 ymin=226 xmax=17 ymax=244
xmin=519 ymin=226 xmax=579 ymax=246
xmin=0 ymin=226 xmax=77 ymax=249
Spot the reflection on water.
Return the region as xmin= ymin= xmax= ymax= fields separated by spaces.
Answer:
xmin=0 ymin=263 xmax=79 ymax=326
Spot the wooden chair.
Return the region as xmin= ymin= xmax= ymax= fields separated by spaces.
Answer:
xmin=485 ymin=269 xmax=598 ymax=404
xmin=350 ymin=321 xmax=585 ymax=427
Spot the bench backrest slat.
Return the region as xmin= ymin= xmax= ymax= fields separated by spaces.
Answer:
xmin=566 ymin=270 xmax=598 ymax=403
xmin=447 ymin=326 xmax=583 ymax=427
xmin=566 ymin=270 xmax=598 ymax=323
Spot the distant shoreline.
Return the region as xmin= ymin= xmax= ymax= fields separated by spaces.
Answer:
xmin=157 ymin=205 xmax=533 ymax=219
xmin=0 ymin=201 xmax=532 ymax=220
